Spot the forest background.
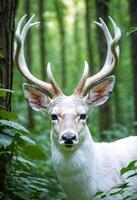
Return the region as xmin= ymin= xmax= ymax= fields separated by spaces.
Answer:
xmin=0 ymin=0 xmax=137 ymax=199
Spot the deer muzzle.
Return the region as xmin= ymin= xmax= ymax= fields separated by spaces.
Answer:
xmin=60 ymin=131 xmax=78 ymax=147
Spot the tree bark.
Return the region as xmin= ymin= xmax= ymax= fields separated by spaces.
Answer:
xmin=95 ymin=0 xmax=112 ymax=138
xmin=0 ymin=0 xmax=17 ymax=111
xmin=39 ymin=0 xmax=47 ymax=81
xmin=0 ymin=0 xmax=17 ymax=192
xmin=129 ymin=0 xmax=137 ymax=133
xmin=25 ymin=0 xmax=34 ymax=129
xmin=54 ymin=0 xmax=66 ymax=89
xmin=85 ymin=0 xmax=94 ymax=74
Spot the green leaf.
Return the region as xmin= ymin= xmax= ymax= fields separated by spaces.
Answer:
xmin=3 ymin=128 xmax=16 ymax=137
xmin=100 ymin=194 xmax=107 ymax=199
xmin=92 ymin=191 xmax=104 ymax=198
xmin=127 ymin=172 xmax=137 ymax=179
xmin=0 ymin=88 xmax=13 ymax=97
xmin=115 ymin=182 xmax=129 ymax=190
xmin=122 ymin=195 xmax=132 ymax=200
xmin=0 ymin=120 xmax=29 ymax=133
xmin=22 ymin=145 xmax=46 ymax=160
xmin=109 ymin=188 xmax=124 ymax=196
xmin=20 ymin=135 xmax=36 ymax=145
xmin=121 ymin=160 xmax=137 ymax=175
xmin=0 ymin=109 xmax=17 ymax=120
xmin=0 ymin=133 xmax=12 ymax=148
xmin=13 ymin=156 xmax=36 ymax=168
xmin=14 ymin=170 xmax=30 ymax=177
xmin=127 ymin=26 xmax=137 ymax=36
xmin=0 ymin=53 xmax=4 ymax=60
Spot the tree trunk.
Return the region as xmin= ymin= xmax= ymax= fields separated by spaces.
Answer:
xmin=25 ymin=0 xmax=34 ymax=129
xmin=95 ymin=0 xmax=112 ymax=138
xmin=54 ymin=0 xmax=66 ymax=89
xmin=74 ymin=6 xmax=81 ymax=69
xmin=129 ymin=0 xmax=137 ymax=133
xmin=0 ymin=0 xmax=17 ymax=111
xmin=85 ymin=0 xmax=94 ymax=74
xmin=39 ymin=0 xmax=47 ymax=81
xmin=0 ymin=0 xmax=17 ymax=192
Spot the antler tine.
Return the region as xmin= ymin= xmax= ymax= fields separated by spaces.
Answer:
xmin=21 ymin=15 xmax=40 ymax=42
xmin=14 ymin=15 xmax=62 ymax=97
xmin=82 ymin=17 xmax=121 ymax=96
xmin=109 ymin=16 xmax=121 ymax=61
xmin=74 ymin=61 xmax=89 ymax=96
xmin=47 ymin=63 xmax=63 ymax=96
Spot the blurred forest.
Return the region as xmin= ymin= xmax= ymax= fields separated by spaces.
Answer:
xmin=0 ymin=0 xmax=137 ymax=199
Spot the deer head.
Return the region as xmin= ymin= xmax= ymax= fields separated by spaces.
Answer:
xmin=14 ymin=15 xmax=121 ymax=151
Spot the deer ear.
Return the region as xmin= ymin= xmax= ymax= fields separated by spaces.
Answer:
xmin=84 ymin=76 xmax=115 ymax=107
xmin=22 ymin=83 xmax=51 ymax=112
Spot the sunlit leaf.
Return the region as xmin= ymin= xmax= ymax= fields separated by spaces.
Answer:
xmin=0 ymin=53 xmax=4 ymax=60
xmin=0 ymin=133 xmax=12 ymax=148
xmin=13 ymin=156 xmax=36 ymax=168
xmin=127 ymin=26 xmax=137 ymax=36
xmin=127 ymin=172 xmax=137 ymax=179
xmin=0 ymin=119 xmax=29 ymax=133
xmin=121 ymin=160 xmax=137 ymax=175
xmin=92 ymin=191 xmax=104 ymax=198
xmin=0 ymin=88 xmax=13 ymax=97
xmin=3 ymin=128 xmax=16 ymax=137
xmin=15 ymin=170 xmax=30 ymax=177
xmin=115 ymin=182 xmax=129 ymax=190
xmin=20 ymin=135 xmax=36 ymax=145
xmin=109 ymin=188 xmax=124 ymax=196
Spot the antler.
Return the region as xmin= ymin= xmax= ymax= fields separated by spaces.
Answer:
xmin=74 ymin=17 xmax=121 ymax=96
xmin=14 ymin=15 xmax=63 ymax=97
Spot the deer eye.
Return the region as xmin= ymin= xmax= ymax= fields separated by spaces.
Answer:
xmin=51 ymin=114 xmax=58 ymax=120
xmin=80 ymin=114 xmax=86 ymax=120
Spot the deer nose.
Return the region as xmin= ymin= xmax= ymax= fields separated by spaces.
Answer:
xmin=61 ymin=132 xmax=76 ymax=144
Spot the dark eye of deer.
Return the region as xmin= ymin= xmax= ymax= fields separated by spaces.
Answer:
xmin=80 ymin=114 xmax=86 ymax=120
xmin=51 ymin=114 xmax=58 ymax=120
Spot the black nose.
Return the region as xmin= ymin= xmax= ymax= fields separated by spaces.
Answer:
xmin=61 ymin=132 xmax=76 ymax=144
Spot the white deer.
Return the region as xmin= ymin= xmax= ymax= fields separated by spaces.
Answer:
xmin=14 ymin=15 xmax=137 ymax=200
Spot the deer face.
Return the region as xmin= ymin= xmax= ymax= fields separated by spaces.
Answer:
xmin=15 ymin=15 xmax=121 ymax=150
xmin=23 ymin=76 xmax=115 ymax=151
xmin=50 ymin=95 xmax=87 ymax=150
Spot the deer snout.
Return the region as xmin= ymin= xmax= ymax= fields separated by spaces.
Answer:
xmin=61 ymin=132 xmax=77 ymax=145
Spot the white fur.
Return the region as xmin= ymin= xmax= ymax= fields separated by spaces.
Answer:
xmin=51 ymin=125 xmax=137 ymax=200
xmin=23 ymin=82 xmax=137 ymax=200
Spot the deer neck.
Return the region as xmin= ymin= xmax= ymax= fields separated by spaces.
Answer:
xmin=51 ymin=125 xmax=98 ymax=200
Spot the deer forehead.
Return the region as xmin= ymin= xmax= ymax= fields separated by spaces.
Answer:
xmin=51 ymin=95 xmax=86 ymax=115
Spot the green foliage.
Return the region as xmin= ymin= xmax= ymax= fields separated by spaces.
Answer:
xmin=0 ymin=116 xmax=66 ymax=200
xmin=0 ymin=85 xmax=66 ymax=200
xmin=92 ymin=161 xmax=137 ymax=200
xmin=0 ymin=119 xmax=29 ymax=133
xmin=121 ymin=160 xmax=137 ymax=176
